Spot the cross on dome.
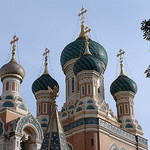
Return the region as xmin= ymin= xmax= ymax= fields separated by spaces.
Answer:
xmin=78 ymin=7 xmax=91 ymax=37
xmin=117 ymin=49 xmax=126 ymax=76
xmin=43 ymin=48 xmax=50 ymax=74
xmin=78 ymin=7 xmax=87 ymax=25
xmin=10 ymin=34 xmax=19 ymax=60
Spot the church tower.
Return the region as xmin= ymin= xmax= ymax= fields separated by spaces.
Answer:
xmin=60 ymin=8 xmax=118 ymax=150
xmin=0 ymin=35 xmax=43 ymax=150
xmin=110 ymin=49 xmax=143 ymax=136
xmin=32 ymin=48 xmax=59 ymax=134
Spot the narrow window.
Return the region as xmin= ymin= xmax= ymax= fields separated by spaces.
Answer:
xmin=49 ymin=104 xmax=52 ymax=113
xmin=98 ymin=87 xmax=100 ymax=93
xmin=6 ymin=82 xmax=9 ymax=91
xmin=38 ymin=104 xmax=41 ymax=114
xmin=81 ymin=85 xmax=85 ymax=96
xmin=72 ymin=77 xmax=74 ymax=93
xmin=43 ymin=103 xmax=47 ymax=113
xmin=119 ymin=105 xmax=123 ymax=115
xmin=91 ymin=138 xmax=94 ymax=146
xmin=12 ymin=82 xmax=15 ymax=91
xmin=87 ymin=84 xmax=91 ymax=95
xmin=124 ymin=104 xmax=129 ymax=114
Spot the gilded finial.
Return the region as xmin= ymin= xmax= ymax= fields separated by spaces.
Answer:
xmin=78 ymin=7 xmax=91 ymax=37
xmin=117 ymin=49 xmax=126 ymax=76
xmin=43 ymin=48 xmax=50 ymax=74
xmin=10 ymin=35 xmax=19 ymax=60
xmin=83 ymin=37 xmax=92 ymax=55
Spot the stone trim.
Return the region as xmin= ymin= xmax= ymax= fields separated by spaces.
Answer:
xmin=63 ymin=117 xmax=148 ymax=147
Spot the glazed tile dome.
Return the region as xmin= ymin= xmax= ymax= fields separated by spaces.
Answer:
xmin=110 ymin=75 xmax=137 ymax=96
xmin=0 ymin=59 xmax=25 ymax=82
xmin=73 ymin=54 xmax=103 ymax=76
xmin=32 ymin=74 xmax=59 ymax=94
xmin=60 ymin=36 xmax=108 ymax=68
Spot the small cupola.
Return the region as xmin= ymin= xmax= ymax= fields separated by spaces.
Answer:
xmin=0 ymin=35 xmax=25 ymax=83
xmin=110 ymin=49 xmax=137 ymax=97
xmin=32 ymin=48 xmax=59 ymax=95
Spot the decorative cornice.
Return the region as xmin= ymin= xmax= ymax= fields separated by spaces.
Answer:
xmin=63 ymin=117 xmax=148 ymax=147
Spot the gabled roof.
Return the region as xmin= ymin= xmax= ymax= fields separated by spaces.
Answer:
xmin=41 ymin=105 xmax=68 ymax=150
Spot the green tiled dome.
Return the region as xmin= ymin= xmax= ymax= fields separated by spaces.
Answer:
xmin=32 ymin=74 xmax=59 ymax=94
xmin=110 ymin=75 xmax=137 ymax=96
xmin=60 ymin=37 xmax=108 ymax=68
xmin=73 ymin=54 xmax=103 ymax=76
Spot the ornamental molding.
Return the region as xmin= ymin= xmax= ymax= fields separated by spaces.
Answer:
xmin=16 ymin=113 xmax=43 ymax=141
xmin=63 ymin=117 xmax=147 ymax=147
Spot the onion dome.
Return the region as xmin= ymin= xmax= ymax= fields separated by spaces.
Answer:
xmin=73 ymin=40 xmax=103 ymax=76
xmin=32 ymin=48 xmax=59 ymax=94
xmin=0 ymin=59 xmax=25 ymax=82
xmin=32 ymin=74 xmax=59 ymax=94
xmin=110 ymin=75 xmax=137 ymax=96
xmin=61 ymin=36 xmax=108 ymax=69
xmin=60 ymin=7 xmax=108 ymax=70
xmin=0 ymin=35 xmax=25 ymax=83
xmin=110 ymin=49 xmax=137 ymax=96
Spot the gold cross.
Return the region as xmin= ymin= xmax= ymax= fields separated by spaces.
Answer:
xmin=78 ymin=7 xmax=87 ymax=25
xmin=10 ymin=35 xmax=19 ymax=60
xmin=43 ymin=48 xmax=50 ymax=65
xmin=117 ymin=49 xmax=125 ymax=65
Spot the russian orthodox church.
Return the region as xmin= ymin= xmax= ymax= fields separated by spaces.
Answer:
xmin=0 ymin=7 xmax=148 ymax=150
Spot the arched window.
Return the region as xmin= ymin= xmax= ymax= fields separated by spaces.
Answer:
xmin=76 ymin=107 xmax=82 ymax=112
xmin=125 ymin=124 xmax=133 ymax=128
xmin=125 ymin=119 xmax=131 ymax=122
xmin=3 ymin=102 xmax=14 ymax=107
xmin=62 ymin=113 xmax=67 ymax=117
xmin=69 ymin=105 xmax=75 ymax=110
xmin=18 ymin=104 xmax=27 ymax=111
xmin=17 ymin=97 xmax=23 ymax=102
xmin=42 ymin=118 xmax=47 ymax=121
xmin=41 ymin=123 xmax=47 ymax=127
xmin=5 ymin=95 xmax=13 ymax=100
xmin=86 ymin=105 xmax=95 ymax=110
xmin=79 ymin=102 xmax=83 ymax=105
xmin=87 ymin=100 xmax=93 ymax=103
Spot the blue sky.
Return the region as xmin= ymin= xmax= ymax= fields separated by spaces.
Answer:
xmin=0 ymin=0 xmax=149 ymax=146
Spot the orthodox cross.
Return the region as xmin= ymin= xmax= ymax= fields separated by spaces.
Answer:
xmin=43 ymin=48 xmax=50 ymax=66
xmin=117 ymin=49 xmax=125 ymax=75
xmin=78 ymin=7 xmax=87 ymax=25
xmin=10 ymin=35 xmax=19 ymax=60
xmin=117 ymin=49 xmax=125 ymax=65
